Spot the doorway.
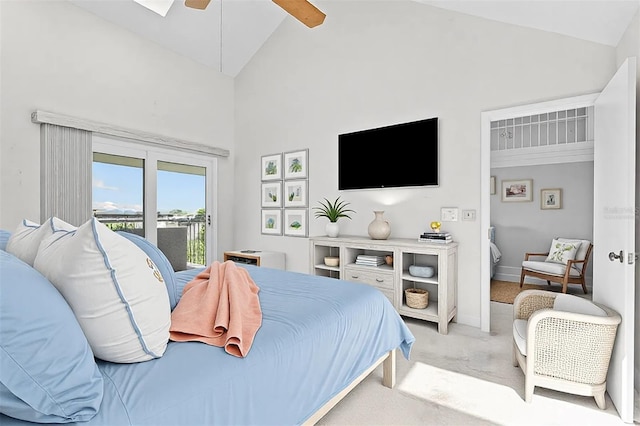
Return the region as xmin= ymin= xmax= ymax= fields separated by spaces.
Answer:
xmin=480 ymin=58 xmax=637 ymax=423
xmin=480 ymin=92 xmax=599 ymax=331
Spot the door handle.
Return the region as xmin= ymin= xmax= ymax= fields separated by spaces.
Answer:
xmin=608 ymin=250 xmax=623 ymax=263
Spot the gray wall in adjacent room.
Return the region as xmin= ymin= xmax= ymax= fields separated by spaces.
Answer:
xmin=490 ymin=162 xmax=594 ymax=284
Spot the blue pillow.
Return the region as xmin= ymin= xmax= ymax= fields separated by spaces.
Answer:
xmin=0 ymin=230 xmax=11 ymax=251
xmin=117 ymin=231 xmax=179 ymax=310
xmin=0 ymin=250 xmax=103 ymax=423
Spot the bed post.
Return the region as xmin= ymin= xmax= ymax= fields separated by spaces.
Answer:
xmin=382 ymin=349 xmax=396 ymax=388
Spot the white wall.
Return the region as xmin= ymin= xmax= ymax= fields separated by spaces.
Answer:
xmin=233 ymin=0 xmax=617 ymax=327
xmin=0 ymin=0 xmax=629 ymax=332
xmin=0 ymin=1 xmax=236 ymax=256
xmin=615 ymin=7 xmax=640 ymax=396
xmin=491 ymin=162 xmax=594 ymax=285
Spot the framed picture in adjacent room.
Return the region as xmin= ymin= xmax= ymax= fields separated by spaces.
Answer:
xmin=540 ymin=188 xmax=562 ymax=209
xmin=261 ymin=181 xmax=282 ymax=208
xmin=261 ymin=209 xmax=282 ymax=235
xmin=490 ymin=176 xmax=496 ymax=195
xmin=261 ymin=153 xmax=282 ymax=181
xmin=284 ymin=209 xmax=308 ymax=237
xmin=283 ymin=149 xmax=308 ymax=180
xmin=501 ymin=179 xmax=533 ymax=202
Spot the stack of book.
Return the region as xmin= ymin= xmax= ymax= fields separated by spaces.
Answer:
xmin=418 ymin=232 xmax=453 ymax=244
xmin=355 ymin=255 xmax=386 ymax=266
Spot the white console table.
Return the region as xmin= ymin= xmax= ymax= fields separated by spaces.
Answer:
xmin=309 ymin=236 xmax=458 ymax=334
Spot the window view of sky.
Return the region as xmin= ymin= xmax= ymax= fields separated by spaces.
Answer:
xmin=93 ymin=162 xmax=205 ymax=215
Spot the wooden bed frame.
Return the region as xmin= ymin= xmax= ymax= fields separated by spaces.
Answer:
xmin=303 ymin=349 xmax=396 ymax=425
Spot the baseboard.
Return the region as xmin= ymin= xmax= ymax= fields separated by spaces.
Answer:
xmin=455 ymin=313 xmax=480 ymax=328
xmin=494 ymin=265 xmax=592 ymax=291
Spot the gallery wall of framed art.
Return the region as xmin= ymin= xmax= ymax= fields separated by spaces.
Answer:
xmin=260 ymin=149 xmax=309 ymax=237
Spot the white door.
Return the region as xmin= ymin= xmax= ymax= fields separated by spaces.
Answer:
xmin=592 ymin=57 xmax=636 ymax=423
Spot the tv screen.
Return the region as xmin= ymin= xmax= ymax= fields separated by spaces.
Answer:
xmin=338 ymin=117 xmax=438 ymax=190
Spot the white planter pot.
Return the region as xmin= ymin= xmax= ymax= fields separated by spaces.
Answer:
xmin=326 ymin=222 xmax=340 ymax=238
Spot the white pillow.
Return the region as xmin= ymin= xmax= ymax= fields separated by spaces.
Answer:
xmin=6 ymin=217 xmax=76 ymax=266
xmin=33 ymin=218 xmax=171 ymax=363
xmin=557 ymin=237 xmax=591 ymax=261
xmin=545 ymin=239 xmax=581 ymax=265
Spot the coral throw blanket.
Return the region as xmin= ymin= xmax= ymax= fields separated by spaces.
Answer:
xmin=169 ymin=261 xmax=262 ymax=357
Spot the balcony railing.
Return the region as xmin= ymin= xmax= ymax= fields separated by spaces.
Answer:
xmin=94 ymin=213 xmax=206 ymax=269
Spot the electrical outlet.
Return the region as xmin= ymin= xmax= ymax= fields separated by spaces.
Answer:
xmin=462 ymin=209 xmax=476 ymax=221
xmin=441 ymin=207 xmax=459 ymax=222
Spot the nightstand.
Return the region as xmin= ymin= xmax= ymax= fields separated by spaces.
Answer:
xmin=223 ymin=250 xmax=285 ymax=270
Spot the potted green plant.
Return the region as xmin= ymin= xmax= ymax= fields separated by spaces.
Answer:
xmin=313 ymin=197 xmax=355 ymax=237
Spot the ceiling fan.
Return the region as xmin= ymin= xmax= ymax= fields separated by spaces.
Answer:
xmin=184 ymin=0 xmax=326 ymax=28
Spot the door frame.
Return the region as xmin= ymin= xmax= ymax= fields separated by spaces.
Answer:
xmin=479 ymin=92 xmax=599 ymax=333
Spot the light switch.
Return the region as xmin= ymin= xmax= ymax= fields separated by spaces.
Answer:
xmin=441 ymin=207 xmax=459 ymax=222
xmin=462 ymin=209 xmax=476 ymax=221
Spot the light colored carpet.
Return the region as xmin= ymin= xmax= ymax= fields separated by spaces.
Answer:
xmin=316 ymin=302 xmax=632 ymax=425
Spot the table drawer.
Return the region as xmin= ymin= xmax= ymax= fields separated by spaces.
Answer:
xmin=344 ymin=266 xmax=395 ymax=291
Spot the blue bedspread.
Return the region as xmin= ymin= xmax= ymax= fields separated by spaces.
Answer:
xmin=2 ymin=265 xmax=414 ymax=425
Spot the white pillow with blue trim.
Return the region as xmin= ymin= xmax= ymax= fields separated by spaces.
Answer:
xmin=6 ymin=218 xmax=76 ymax=266
xmin=33 ymin=218 xmax=171 ymax=363
xmin=117 ymin=231 xmax=179 ymax=311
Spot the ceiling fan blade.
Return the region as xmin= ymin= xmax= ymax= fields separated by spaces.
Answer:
xmin=185 ymin=0 xmax=211 ymax=10
xmin=272 ymin=0 xmax=326 ymax=28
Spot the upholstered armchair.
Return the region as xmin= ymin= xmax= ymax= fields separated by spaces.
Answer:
xmin=519 ymin=238 xmax=592 ymax=294
xmin=512 ymin=290 xmax=621 ymax=408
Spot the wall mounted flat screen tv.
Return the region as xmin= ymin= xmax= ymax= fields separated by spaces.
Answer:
xmin=338 ymin=117 xmax=438 ymax=190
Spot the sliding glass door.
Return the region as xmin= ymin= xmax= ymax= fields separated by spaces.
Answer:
xmin=156 ymin=160 xmax=207 ymax=268
xmin=92 ymin=135 xmax=217 ymax=270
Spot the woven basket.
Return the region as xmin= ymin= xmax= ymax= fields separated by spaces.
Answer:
xmin=405 ymin=288 xmax=429 ymax=309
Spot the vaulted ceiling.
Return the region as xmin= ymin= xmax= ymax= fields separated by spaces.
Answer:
xmin=69 ymin=0 xmax=639 ymax=77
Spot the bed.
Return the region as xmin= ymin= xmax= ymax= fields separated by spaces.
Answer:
xmin=0 ymin=224 xmax=415 ymax=426
xmin=489 ymin=226 xmax=501 ymax=279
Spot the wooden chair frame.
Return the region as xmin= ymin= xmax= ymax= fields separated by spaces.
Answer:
xmin=519 ymin=243 xmax=593 ymax=294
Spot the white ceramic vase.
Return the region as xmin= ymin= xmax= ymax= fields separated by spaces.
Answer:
xmin=368 ymin=211 xmax=391 ymax=240
xmin=326 ymin=222 xmax=340 ymax=238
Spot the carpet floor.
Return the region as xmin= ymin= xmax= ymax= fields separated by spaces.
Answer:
xmin=315 ymin=301 xmax=635 ymax=425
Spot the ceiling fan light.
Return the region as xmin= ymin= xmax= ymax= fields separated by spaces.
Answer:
xmin=272 ymin=0 xmax=326 ymax=28
xmin=185 ymin=0 xmax=211 ymax=10
xmin=133 ymin=0 xmax=175 ymax=17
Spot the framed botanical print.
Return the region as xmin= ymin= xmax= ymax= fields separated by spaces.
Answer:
xmin=284 ymin=209 xmax=308 ymax=237
xmin=261 ymin=209 xmax=282 ymax=235
xmin=283 ymin=180 xmax=308 ymax=207
xmin=261 ymin=153 xmax=282 ymax=181
xmin=283 ymin=149 xmax=308 ymax=180
xmin=261 ymin=181 xmax=282 ymax=208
